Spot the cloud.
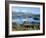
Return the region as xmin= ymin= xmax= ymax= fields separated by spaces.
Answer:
xmin=12 ymin=7 xmax=40 ymax=14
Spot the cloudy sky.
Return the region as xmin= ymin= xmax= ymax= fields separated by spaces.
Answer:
xmin=12 ymin=7 xmax=40 ymax=24
xmin=12 ymin=7 xmax=40 ymax=14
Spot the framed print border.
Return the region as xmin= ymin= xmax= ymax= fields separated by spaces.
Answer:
xmin=5 ymin=1 xmax=45 ymax=38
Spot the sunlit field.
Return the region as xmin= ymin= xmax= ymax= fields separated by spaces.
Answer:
xmin=12 ymin=23 xmax=40 ymax=31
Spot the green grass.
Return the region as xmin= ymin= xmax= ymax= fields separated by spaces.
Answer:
xmin=12 ymin=24 xmax=40 ymax=31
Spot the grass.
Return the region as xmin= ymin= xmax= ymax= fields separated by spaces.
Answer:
xmin=12 ymin=24 xmax=40 ymax=31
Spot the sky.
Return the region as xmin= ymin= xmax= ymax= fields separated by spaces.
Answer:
xmin=12 ymin=7 xmax=40 ymax=14
xmin=12 ymin=7 xmax=40 ymax=24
